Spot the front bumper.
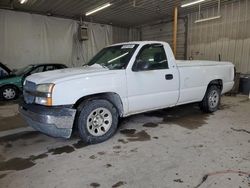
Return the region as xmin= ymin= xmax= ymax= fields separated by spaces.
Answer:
xmin=19 ymin=101 xmax=76 ymax=138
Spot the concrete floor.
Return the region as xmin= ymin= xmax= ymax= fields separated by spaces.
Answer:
xmin=0 ymin=100 xmax=26 ymax=132
xmin=0 ymin=96 xmax=249 ymax=188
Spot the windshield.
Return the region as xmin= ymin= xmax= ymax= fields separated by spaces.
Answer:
xmin=87 ymin=44 xmax=139 ymax=70
xmin=14 ymin=65 xmax=34 ymax=76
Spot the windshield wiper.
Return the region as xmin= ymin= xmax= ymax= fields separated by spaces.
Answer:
xmin=84 ymin=63 xmax=109 ymax=69
xmin=99 ymin=64 xmax=109 ymax=69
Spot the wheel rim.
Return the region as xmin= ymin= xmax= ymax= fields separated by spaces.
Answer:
xmin=86 ymin=107 xmax=112 ymax=136
xmin=3 ymin=88 xmax=16 ymax=99
xmin=208 ymin=90 xmax=219 ymax=108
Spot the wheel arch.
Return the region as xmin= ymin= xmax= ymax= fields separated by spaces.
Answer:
xmin=73 ymin=92 xmax=124 ymax=117
xmin=0 ymin=84 xmax=20 ymax=100
xmin=207 ymin=79 xmax=223 ymax=91
xmin=0 ymin=84 xmax=20 ymax=92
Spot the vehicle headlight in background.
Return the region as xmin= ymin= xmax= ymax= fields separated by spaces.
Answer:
xmin=35 ymin=83 xmax=55 ymax=106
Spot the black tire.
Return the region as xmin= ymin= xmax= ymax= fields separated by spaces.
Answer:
xmin=76 ymin=99 xmax=119 ymax=144
xmin=0 ymin=85 xmax=19 ymax=100
xmin=199 ymin=85 xmax=221 ymax=113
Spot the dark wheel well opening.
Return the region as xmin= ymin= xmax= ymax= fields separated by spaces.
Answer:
xmin=0 ymin=84 xmax=20 ymax=99
xmin=208 ymin=79 xmax=223 ymax=91
xmin=72 ymin=92 xmax=124 ymax=132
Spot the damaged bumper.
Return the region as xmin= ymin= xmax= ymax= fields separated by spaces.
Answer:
xmin=19 ymin=101 xmax=76 ymax=139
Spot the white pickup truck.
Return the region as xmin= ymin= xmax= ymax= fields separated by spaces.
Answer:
xmin=19 ymin=41 xmax=235 ymax=144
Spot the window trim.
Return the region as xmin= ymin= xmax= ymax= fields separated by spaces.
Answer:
xmin=45 ymin=65 xmax=56 ymax=71
xmin=29 ymin=65 xmax=45 ymax=74
xmin=132 ymin=43 xmax=169 ymax=72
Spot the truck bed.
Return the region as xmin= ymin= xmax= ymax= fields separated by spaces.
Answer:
xmin=175 ymin=60 xmax=234 ymax=105
xmin=176 ymin=60 xmax=231 ymax=67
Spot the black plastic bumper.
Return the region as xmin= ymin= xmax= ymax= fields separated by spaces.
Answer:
xmin=19 ymin=101 xmax=76 ymax=138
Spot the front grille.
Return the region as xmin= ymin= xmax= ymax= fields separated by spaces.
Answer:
xmin=24 ymin=81 xmax=36 ymax=104
xmin=24 ymin=80 xmax=36 ymax=91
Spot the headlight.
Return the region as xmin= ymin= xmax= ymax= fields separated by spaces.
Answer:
xmin=36 ymin=83 xmax=54 ymax=93
xmin=35 ymin=83 xmax=54 ymax=106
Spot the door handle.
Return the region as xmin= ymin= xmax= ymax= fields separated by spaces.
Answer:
xmin=165 ymin=74 xmax=173 ymax=80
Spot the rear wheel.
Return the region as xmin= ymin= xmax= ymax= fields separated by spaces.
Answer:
xmin=0 ymin=85 xmax=19 ymax=100
xmin=76 ymin=99 xmax=119 ymax=144
xmin=200 ymin=85 xmax=221 ymax=113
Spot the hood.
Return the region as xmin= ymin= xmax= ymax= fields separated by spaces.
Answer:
xmin=26 ymin=64 xmax=111 ymax=84
xmin=0 ymin=75 xmax=22 ymax=85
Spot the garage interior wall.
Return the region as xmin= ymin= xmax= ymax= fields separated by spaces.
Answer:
xmin=140 ymin=19 xmax=186 ymax=60
xmin=187 ymin=0 xmax=250 ymax=74
xmin=80 ymin=22 xmax=113 ymax=65
xmin=0 ymin=9 xmax=78 ymax=68
xmin=112 ymin=26 xmax=141 ymax=43
xmin=0 ymin=9 xmax=136 ymax=69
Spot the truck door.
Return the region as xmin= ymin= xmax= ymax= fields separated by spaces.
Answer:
xmin=126 ymin=43 xmax=179 ymax=114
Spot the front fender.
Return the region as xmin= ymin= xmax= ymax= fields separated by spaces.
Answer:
xmin=52 ymin=72 xmax=127 ymax=107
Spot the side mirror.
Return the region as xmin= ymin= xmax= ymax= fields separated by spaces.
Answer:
xmin=133 ymin=59 xmax=150 ymax=72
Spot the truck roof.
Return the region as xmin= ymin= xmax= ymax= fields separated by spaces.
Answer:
xmin=109 ymin=41 xmax=168 ymax=47
xmin=29 ymin=63 xmax=66 ymax=66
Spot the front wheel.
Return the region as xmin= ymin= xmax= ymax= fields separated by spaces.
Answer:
xmin=0 ymin=85 xmax=19 ymax=100
xmin=76 ymin=99 xmax=119 ymax=144
xmin=199 ymin=85 xmax=221 ymax=113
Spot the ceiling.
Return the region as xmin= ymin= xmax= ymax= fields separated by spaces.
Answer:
xmin=0 ymin=0 xmax=236 ymax=27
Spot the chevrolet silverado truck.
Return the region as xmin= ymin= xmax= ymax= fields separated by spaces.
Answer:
xmin=19 ymin=41 xmax=235 ymax=144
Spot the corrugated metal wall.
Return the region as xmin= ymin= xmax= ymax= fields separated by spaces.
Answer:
xmin=112 ymin=26 xmax=130 ymax=43
xmin=187 ymin=0 xmax=250 ymax=73
xmin=112 ymin=26 xmax=141 ymax=44
xmin=140 ymin=19 xmax=186 ymax=60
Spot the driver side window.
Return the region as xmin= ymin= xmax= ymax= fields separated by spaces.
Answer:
xmin=135 ymin=44 xmax=168 ymax=71
xmin=30 ymin=66 xmax=44 ymax=74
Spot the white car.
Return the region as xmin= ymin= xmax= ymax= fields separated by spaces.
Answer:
xmin=19 ymin=41 xmax=235 ymax=144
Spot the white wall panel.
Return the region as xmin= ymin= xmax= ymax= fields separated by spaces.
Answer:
xmin=0 ymin=9 xmax=82 ymax=68
xmin=0 ymin=9 xmax=131 ymax=69
xmin=81 ymin=22 xmax=113 ymax=64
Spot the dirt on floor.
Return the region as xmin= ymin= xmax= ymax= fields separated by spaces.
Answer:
xmin=0 ymin=95 xmax=249 ymax=188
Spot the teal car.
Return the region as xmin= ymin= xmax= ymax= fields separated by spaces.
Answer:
xmin=0 ymin=64 xmax=67 ymax=100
